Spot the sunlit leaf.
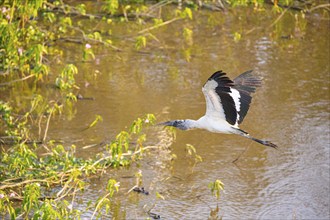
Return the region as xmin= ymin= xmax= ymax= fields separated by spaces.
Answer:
xmin=156 ymin=192 xmax=165 ymax=200
xmin=88 ymin=115 xmax=103 ymax=129
xmin=135 ymin=36 xmax=147 ymax=50
xmin=208 ymin=180 xmax=225 ymax=200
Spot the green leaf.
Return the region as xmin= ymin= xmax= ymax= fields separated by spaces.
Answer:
xmin=102 ymin=0 xmax=119 ymax=14
xmin=88 ymin=115 xmax=103 ymax=129
xmin=184 ymin=7 xmax=193 ymax=20
xmin=233 ymin=32 xmax=241 ymax=42
xmin=156 ymin=192 xmax=165 ymax=200
xmin=183 ymin=27 xmax=193 ymax=45
xmin=135 ymin=36 xmax=147 ymax=50
xmin=208 ymin=180 xmax=225 ymax=200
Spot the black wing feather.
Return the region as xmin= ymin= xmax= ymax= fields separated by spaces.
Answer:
xmin=207 ymin=71 xmax=237 ymax=125
xmin=206 ymin=70 xmax=262 ymax=125
xmin=233 ymin=70 xmax=261 ymax=124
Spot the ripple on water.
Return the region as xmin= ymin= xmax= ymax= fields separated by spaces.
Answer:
xmin=255 ymin=115 xmax=330 ymax=219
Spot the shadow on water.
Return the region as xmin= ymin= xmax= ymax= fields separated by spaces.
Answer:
xmin=32 ymin=5 xmax=330 ymax=219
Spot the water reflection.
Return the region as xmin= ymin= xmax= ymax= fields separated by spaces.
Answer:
xmin=255 ymin=37 xmax=273 ymax=66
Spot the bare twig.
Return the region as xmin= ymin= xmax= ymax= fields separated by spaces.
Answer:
xmin=43 ymin=106 xmax=54 ymax=142
xmin=269 ymin=7 xmax=289 ymax=28
xmin=0 ymin=74 xmax=35 ymax=86
xmin=91 ymin=192 xmax=112 ymax=219
xmin=0 ymin=179 xmax=53 ymax=190
xmin=308 ymin=3 xmax=330 ymax=12
xmin=146 ymin=0 xmax=174 ymax=15
xmin=232 ymin=145 xmax=250 ymax=163
xmin=126 ymin=184 xmax=138 ymax=194
xmin=138 ymin=17 xmax=181 ymax=34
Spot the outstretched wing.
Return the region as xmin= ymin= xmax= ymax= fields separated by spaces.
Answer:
xmin=202 ymin=70 xmax=261 ymax=126
xmin=233 ymin=70 xmax=261 ymax=124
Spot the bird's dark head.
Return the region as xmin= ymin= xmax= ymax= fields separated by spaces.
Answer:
xmin=157 ymin=120 xmax=190 ymax=130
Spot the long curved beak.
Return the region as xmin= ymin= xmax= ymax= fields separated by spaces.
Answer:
xmin=156 ymin=121 xmax=175 ymax=127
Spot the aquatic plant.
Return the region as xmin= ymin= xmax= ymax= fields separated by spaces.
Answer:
xmin=208 ymin=179 xmax=225 ymax=200
xmin=0 ymin=112 xmax=156 ymax=218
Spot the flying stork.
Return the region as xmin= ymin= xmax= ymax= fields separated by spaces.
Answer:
xmin=159 ymin=70 xmax=277 ymax=149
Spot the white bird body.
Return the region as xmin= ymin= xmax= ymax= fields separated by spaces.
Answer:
xmin=159 ymin=70 xmax=277 ymax=148
xmin=189 ymin=116 xmax=236 ymax=134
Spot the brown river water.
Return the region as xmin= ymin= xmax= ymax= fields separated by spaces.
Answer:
xmin=29 ymin=5 xmax=330 ymax=219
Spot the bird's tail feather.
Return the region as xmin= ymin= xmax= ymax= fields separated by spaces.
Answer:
xmin=235 ymin=128 xmax=278 ymax=149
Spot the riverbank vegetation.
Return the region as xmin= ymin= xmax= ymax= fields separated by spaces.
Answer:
xmin=0 ymin=0 xmax=329 ymax=218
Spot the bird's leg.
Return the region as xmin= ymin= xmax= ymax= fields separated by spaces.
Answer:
xmin=232 ymin=145 xmax=250 ymax=163
xmin=234 ymin=128 xmax=278 ymax=149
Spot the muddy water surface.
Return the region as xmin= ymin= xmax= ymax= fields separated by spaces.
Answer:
xmin=47 ymin=6 xmax=329 ymax=219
